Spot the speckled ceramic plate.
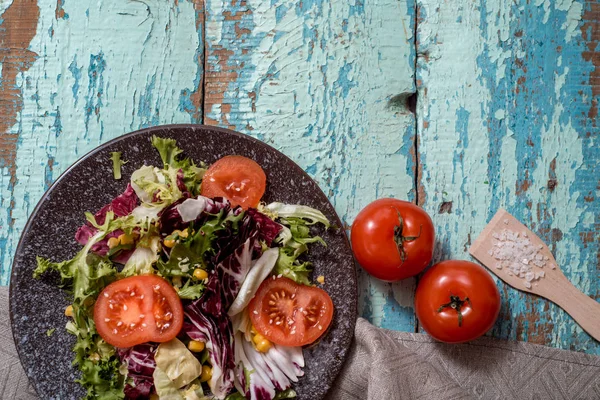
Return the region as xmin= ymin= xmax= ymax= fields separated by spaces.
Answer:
xmin=10 ymin=125 xmax=357 ymax=400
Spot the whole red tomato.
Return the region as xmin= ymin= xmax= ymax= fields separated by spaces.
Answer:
xmin=351 ymin=198 xmax=435 ymax=281
xmin=415 ymin=260 xmax=501 ymax=343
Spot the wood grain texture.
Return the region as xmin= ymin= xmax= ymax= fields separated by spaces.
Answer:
xmin=416 ymin=0 xmax=599 ymax=353
xmin=0 ymin=0 xmax=597 ymax=355
xmin=0 ymin=0 xmax=204 ymax=284
xmin=203 ymin=0 xmax=418 ymax=331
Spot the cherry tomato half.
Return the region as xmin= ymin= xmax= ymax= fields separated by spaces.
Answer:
xmin=249 ymin=277 xmax=334 ymax=347
xmin=94 ymin=275 xmax=184 ymax=347
xmin=201 ymin=155 xmax=266 ymax=209
xmin=415 ymin=260 xmax=501 ymax=343
xmin=351 ymin=198 xmax=435 ymax=281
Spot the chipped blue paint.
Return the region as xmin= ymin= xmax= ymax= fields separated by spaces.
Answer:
xmin=0 ymin=0 xmax=596 ymax=354
xmin=84 ymin=52 xmax=106 ymax=134
xmin=68 ymin=57 xmax=82 ymax=106
xmin=137 ymin=73 xmax=159 ymax=128
xmin=417 ymin=0 xmax=599 ymax=353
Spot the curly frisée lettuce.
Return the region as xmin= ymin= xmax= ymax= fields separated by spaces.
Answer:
xmin=33 ymin=136 xmax=333 ymax=400
xmin=151 ymin=135 xmax=206 ymax=196
xmin=34 ymin=231 xmax=125 ymax=399
xmin=267 ymin=205 xmax=330 ymax=286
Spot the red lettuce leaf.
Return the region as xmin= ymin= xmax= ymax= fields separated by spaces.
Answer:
xmin=117 ymin=343 xmax=157 ymax=399
xmin=75 ymin=184 xmax=138 ymax=260
xmin=246 ymin=208 xmax=282 ymax=247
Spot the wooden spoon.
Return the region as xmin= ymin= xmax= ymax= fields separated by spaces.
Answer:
xmin=469 ymin=208 xmax=600 ymax=342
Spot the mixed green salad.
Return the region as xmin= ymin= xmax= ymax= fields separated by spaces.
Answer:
xmin=34 ymin=136 xmax=334 ymax=400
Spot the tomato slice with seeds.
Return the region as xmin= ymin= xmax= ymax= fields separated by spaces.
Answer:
xmin=94 ymin=275 xmax=183 ymax=348
xmin=201 ymin=155 xmax=266 ymax=209
xmin=249 ymin=277 xmax=334 ymax=347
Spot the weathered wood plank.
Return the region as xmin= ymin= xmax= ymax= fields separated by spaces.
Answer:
xmin=416 ymin=0 xmax=599 ymax=353
xmin=0 ymin=0 xmax=204 ymax=284
xmin=204 ymin=0 xmax=418 ymax=331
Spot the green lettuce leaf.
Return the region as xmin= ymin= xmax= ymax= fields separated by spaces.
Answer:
xmin=274 ymin=389 xmax=297 ymax=399
xmin=34 ymin=231 xmax=125 ymax=399
xmin=121 ymin=235 xmax=161 ymax=276
xmin=273 ymin=246 xmax=313 ymax=285
xmin=155 ymin=338 xmax=203 ymax=388
xmin=151 ymin=135 xmax=206 ymax=195
xmin=263 ymin=203 xmax=330 ymax=228
xmin=153 ymin=367 xmax=184 ymax=400
xmin=110 ymin=151 xmax=126 ymax=180
xmin=176 ymin=279 xmax=205 ymax=300
xmin=225 ymin=393 xmax=246 ymax=400
xmin=270 ymin=214 xmax=328 ymax=285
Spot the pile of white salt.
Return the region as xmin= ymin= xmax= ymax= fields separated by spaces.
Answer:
xmin=487 ymin=220 xmax=556 ymax=289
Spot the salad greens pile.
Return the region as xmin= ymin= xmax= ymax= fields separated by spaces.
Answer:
xmin=34 ymin=136 xmax=330 ymax=400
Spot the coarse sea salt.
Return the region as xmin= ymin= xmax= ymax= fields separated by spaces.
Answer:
xmin=488 ymin=228 xmax=550 ymax=289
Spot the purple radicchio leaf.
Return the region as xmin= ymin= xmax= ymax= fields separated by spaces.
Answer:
xmin=246 ymin=208 xmax=283 ymax=247
xmin=176 ymin=168 xmax=191 ymax=197
xmin=74 ymin=184 xmax=139 ymax=259
xmin=184 ymin=291 xmax=236 ymax=398
xmin=117 ymin=343 xmax=157 ymax=399
xmin=216 ymin=236 xmax=255 ymax=309
xmin=211 ymin=212 xmax=260 ymax=265
xmin=159 ymin=196 xmax=231 ymax=236
xmin=181 ymin=235 xmax=256 ymax=398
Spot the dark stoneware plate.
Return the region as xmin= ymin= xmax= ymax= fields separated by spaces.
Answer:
xmin=10 ymin=125 xmax=357 ymax=400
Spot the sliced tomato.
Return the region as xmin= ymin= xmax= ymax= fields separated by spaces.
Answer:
xmin=249 ymin=277 xmax=333 ymax=347
xmin=94 ymin=275 xmax=183 ymax=348
xmin=201 ymin=155 xmax=266 ymax=209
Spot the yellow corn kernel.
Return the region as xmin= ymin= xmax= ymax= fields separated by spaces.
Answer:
xmin=89 ymin=353 xmax=100 ymax=362
xmin=163 ymin=238 xmax=176 ymax=248
xmin=179 ymin=229 xmax=189 ymax=238
xmin=255 ymin=339 xmax=272 ymax=353
xmin=118 ymin=233 xmax=134 ymax=245
xmin=252 ymin=332 xmax=266 ymax=345
xmin=107 ymin=237 xmax=120 ymax=249
xmin=317 ymin=275 xmax=325 ymax=284
xmin=172 ymin=229 xmax=182 ymax=237
xmin=200 ymin=365 xmax=212 ymax=383
xmin=64 ymin=305 xmax=74 ymax=317
xmin=188 ymin=340 xmax=205 ymax=352
xmin=193 ymin=268 xmax=208 ymax=280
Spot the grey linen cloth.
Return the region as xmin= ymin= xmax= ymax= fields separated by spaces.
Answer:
xmin=2 ymin=284 xmax=599 ymax=399
xmin=329 ymin=318 xmax=600 ymax=399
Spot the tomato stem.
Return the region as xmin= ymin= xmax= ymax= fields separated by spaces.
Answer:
xmin=437 ymin=295 xmax=472 ymax=327
xmin=393 ymin=210 xmax=422 ymax=265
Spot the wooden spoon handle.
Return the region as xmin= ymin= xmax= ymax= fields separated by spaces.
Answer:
xmin=551 ymin=281 xmax=600 ymax=342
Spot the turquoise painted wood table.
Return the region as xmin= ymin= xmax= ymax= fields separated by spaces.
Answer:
xmin=0 ymin=0 xmax=598 ymax=354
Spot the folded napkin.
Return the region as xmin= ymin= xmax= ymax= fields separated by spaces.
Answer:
xmin=329 ymin=318 xmax=600 ymax=399
xmin=2 ymin=284 xmax=599 ymax=399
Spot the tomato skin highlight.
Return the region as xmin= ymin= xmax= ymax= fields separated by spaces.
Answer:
xmin=201 ymin=155 xmax=266 ymax=209
xmin=94 ymin=275 xmax=183 ymax=348
xmin=415 ymin=260 xmax=501 ymax=343
xmin=351 ymin=198 xmax=435 ymax=282
xmin=249 ymin=277 xmax=334 ymax=347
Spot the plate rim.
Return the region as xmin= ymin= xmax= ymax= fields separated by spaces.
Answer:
xmin=9 ymin=124 xmax=358 ymax=399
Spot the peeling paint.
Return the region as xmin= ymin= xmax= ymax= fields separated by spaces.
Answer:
xmin=0 ymin=0 xmax=597 ymax=355
xmin=417 ymin=0 xmax=599 ymax=354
